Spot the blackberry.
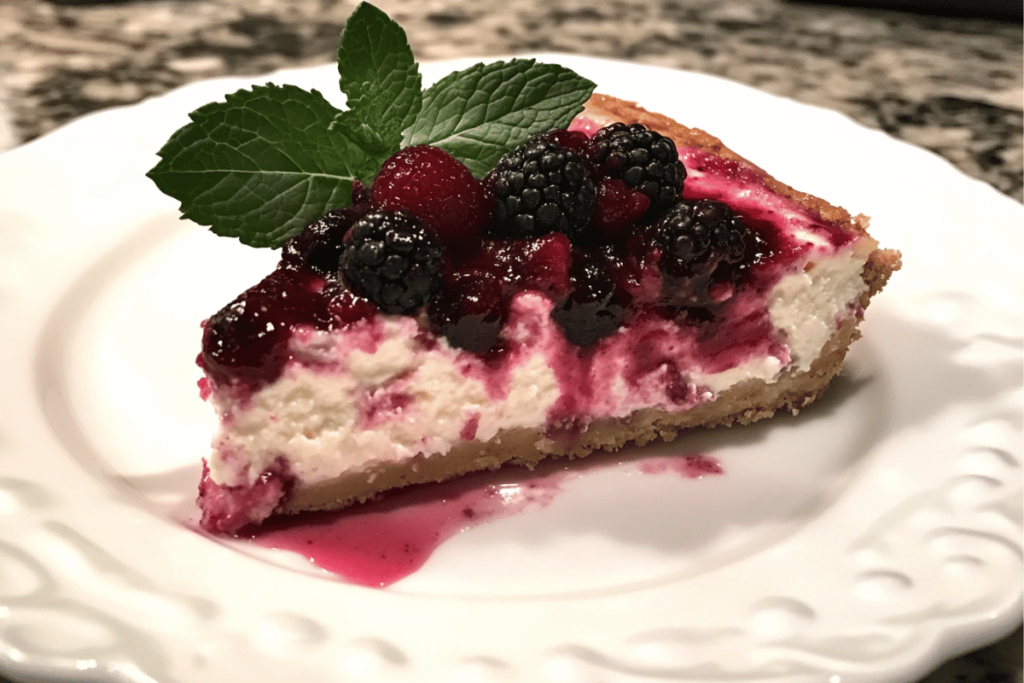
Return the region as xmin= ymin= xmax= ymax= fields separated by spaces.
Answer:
xmin=653 ymin=199 xmax=748 ymax=275
xmin=650 ymin=199 xmax=750 ymax=307
xmin=486 ymin=133 xmax=596 ymax=242
xmin=281 ymin=181 xmax=371 ymax=276
xmin=340 ymin=210 xmax=444 ymax=314
xmin=281 ymin=204 xmax=369 ymax=276
xmin=586 ymin=123 xmax=685 ymax=215
xmin=551 ymin=247 xmax=627 ymax=347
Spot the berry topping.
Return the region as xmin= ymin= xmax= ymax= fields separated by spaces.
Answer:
xmin=429 ymin=270 xmax=507 ymax=355
xmin=197 ymin=458 xmax=294 ymax=534
xmin=281 ymin=187 xmax=372 ymax=275
xmin=201 ymin=269 xmax=331 ymax=387
xmin=323 ymin=281 xmax=378 ymax=325
xmin=501 ymin=232 xmax=573 ymax=297
xmin=652 ymin=199 xmax=749 ymax=277
xmin=592 ymin=178 xmax=651 ymax=243
xmin=486 ymin=133 xmax=596 ymax=242
xmin=546 ymin=129 xmax=590 ymax=153
xmin=372 ymin=146 xmax=492 ymax=253
xmin=340 ymin=210 xmax=444 ymax=315
xmin=552 ymin=247 xmax=628 ymax=347
xmin=586 ymin=123 xmax=685 ymax=215
xmin=647 ymin=199 xmax=751 ymax=307
xmin=465 ymin=232 xmax=573 ymax=298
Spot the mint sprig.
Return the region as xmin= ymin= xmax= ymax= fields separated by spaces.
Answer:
xmin=148 ymin=2 xmax=596 ymax=249
xmin=404 ymin=59 xmax=596 ymax=178
xmin=147 ymin=84 xmax=376 ymax=248
xmin=333 ymin=2 xmax=421 ymax=160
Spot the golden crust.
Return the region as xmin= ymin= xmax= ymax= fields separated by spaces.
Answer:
xmin=281 ymin=94 xmax=902 ymax=516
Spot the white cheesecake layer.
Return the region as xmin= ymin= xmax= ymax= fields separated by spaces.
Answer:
xmin=207 ymin=240 xmax=870 ymax=489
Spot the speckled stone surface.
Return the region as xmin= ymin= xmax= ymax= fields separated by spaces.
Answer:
xmin=0 ymin=1 xmax=1020 ymax=682
xmin=0 ymin=0 xmax=1020 ymax=200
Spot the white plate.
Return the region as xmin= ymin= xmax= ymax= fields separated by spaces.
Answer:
xmin=0 ymin=55 xmax=1020 ymax=683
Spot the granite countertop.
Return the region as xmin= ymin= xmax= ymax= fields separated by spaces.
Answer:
xmin=0 ymin=0 xmax=1021 ymax=200
xmin=0 ymin=1 xmax=1020 ymax=682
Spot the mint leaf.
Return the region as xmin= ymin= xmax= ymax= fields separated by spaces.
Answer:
xmin=334 ymin=1 xmax=421 ymax=157
xmin=147 ymin=2 xmax=602 ymax=250
xmin=402 ymin=59 xmax=596 ymax=178
xmin=148 ymin=83 xmax=380 ymax=248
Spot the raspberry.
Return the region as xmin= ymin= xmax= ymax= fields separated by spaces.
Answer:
xmin=372 ymin=145 xmax=491 ymax=254
xmin=591 ymin=178 xmax=651 ymax=243
xmin=485 ymin=133 xmax=596 ymax=242
xmin=551 ymin=247 xmax=628 ymax=347
xmin=586 ymin=123 xmax=685 ymax=215
xmin=464 ymin=232 xmax=573 ymax=298
xmin=340 ymin=210 xmax=444 ymax=314
xmin=280 ymin=190 xmax=372 ymax=276
xmin=502 ymin=232 xmax=573 ymax=297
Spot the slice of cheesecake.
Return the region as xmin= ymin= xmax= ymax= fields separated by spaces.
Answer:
xmin=194 ymin=94 xmax=899 ymax=534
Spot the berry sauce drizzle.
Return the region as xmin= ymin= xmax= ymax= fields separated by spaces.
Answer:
xmin=241 ymin=452 xmax=722 ymax=588
xmin=202 ymin=119 xmax=850 ymax=397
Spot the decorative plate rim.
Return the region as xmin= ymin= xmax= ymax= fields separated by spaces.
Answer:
xmin=0 ymin=55 xmax=1020 ymax=683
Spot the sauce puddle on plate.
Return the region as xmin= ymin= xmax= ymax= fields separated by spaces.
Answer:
xmin=240 ymin=452 xmax=722 ymax=587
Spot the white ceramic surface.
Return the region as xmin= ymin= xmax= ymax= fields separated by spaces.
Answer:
xmin=0 ymin=56 xmax=1020 ymax=683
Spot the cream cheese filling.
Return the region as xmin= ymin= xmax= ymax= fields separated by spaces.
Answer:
xmin=207 ymin=239 xmax=870 ymax=489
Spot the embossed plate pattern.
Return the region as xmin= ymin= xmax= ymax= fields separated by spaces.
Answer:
xmin=0 ymin=56 xmax=1020 ymax=683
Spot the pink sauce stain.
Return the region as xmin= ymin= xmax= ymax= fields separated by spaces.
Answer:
xmin=242 ymin=452 xmax=722 ymax=588
xmin=638 ymin=453 xmax=723 ymax=478
xmin=244 ymin=466 xmax=571 ymax=588
xmin=197 ymin=376 xmax=212 ymax=401
xmin=459 ymin=412 xmax=480 ymax=440
xmin=359 ymin=388 xmax=413 ymax=429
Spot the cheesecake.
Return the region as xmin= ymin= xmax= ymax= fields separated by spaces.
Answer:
xmin=192 ymin=94 xmax=900 ymax=533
